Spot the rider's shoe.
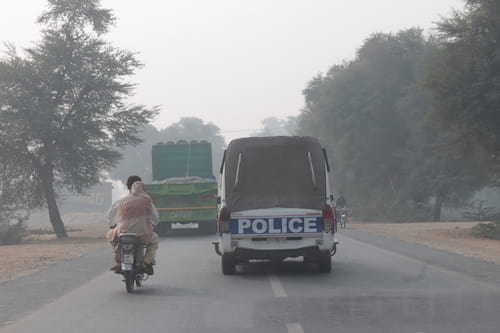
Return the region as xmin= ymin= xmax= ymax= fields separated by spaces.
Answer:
xmin=137 ymin=263 xmax=148 ymax=274
xmin=110 ymin=263 xmax=122 ymax=274
xmin=145 ymin=264 xmax=154 ymax=275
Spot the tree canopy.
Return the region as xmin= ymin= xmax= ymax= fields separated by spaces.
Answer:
xmin=0 ymin=0 xmax=157 ymax=237
xmin=297 ymin=28 xmax=488 ymax=221
xmin=250 ymin=116 xmax=298 ymax=137
xmin=426 ymin=0 xmax=500 ymax=184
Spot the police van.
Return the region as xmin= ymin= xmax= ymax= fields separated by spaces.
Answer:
xmin=212 ymin=136 xmax=338 ymax=274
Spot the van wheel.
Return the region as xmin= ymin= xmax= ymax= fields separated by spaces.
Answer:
xmin=318 ymin=251 xmax=332 ymax=273
xmin=222 ymin=254 xmax=236 ymax=275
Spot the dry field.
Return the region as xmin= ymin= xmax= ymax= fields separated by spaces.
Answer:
xmin=0 ymin=213 xmax=108 ymax=284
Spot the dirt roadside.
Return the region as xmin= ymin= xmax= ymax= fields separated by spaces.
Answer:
xmin=1 ymin=217 xmax=500 ymax=284
xmin=0 ymin=213 xmax=109 ymax=284
xmin=349 ymin=221 xmax=500 ymax=265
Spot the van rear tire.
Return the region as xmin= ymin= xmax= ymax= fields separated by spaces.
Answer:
xmin=318 ymin=251 xmax=332 ymax=273
xmin=222 ymin=254 xmax=236 ymax=275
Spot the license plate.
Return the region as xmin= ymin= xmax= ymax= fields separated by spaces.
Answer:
xmin=121 ymin=264 xmax=132 ymax=271
xmin=122 ymin=254 xmax=134 ymax=264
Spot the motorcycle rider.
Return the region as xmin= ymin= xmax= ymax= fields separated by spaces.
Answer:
xmin=335 ymin=192 xmax=348 ymax=209
xmin=335 ymin=192 xmax=349 ymax=226
xmin=106 ymin=175 xmax=159 ymax=274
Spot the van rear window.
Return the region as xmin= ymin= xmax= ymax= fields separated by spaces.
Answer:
xmin=224 ymin=138 xmax=327 ymax=212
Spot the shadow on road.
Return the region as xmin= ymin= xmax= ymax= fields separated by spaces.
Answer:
xmin=236 ymin=259 xmax=327 ymax=277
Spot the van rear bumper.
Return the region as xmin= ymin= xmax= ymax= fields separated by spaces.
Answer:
xmin=234 ymin=246 xmax=321 ymax=261
xmin=216 ymin=232 xmax=336 ymax=258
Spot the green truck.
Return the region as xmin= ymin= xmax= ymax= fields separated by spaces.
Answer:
xmin=146 ymin=140 xmax=218 ymax=235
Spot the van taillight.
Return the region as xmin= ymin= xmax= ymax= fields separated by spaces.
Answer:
xmin=217 ymin=207 xmax=231 ymax=233
xmin=323 ymin=205 xmax=335 ymax=231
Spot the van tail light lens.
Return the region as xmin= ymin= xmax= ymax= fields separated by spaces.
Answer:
xmin=217 ymin=207 xmax=231 ymax=233
xmin=323 ymin=205 xmax=335 ymax=231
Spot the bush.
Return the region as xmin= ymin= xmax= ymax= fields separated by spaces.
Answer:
xmin=0 ymin=213 xmax=29 ymax=245
xmin=471 ymin=221 xmax=500 ymax=240
xmin=461 ymin=200 xmax=499 ymax=221
xmin=352 ymin=201 xmax=433 ymax=222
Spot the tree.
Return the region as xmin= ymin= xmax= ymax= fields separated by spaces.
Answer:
xmin=297 ymin=28 xmax=488 ymax=221
xmin=426 ymin=0 xmax=500 ymax=184
xmin=250 ymin=116 xmax=298 ymax=137
xmin=109 ymin=124 xmax=161 ymax=183
xmin=0 ymin=0 xmax=157 ymax=237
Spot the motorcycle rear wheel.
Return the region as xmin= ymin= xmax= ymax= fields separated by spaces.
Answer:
xmin=135 ymin=275 xmax=142 ymax=287
xmin=124 ymin=270 xmax=135 ymax=293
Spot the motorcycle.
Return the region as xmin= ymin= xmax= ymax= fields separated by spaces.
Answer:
xmin=117 ymin=233 xmax=149 ymax=293
xmin=338 ymin=208 xmax=348 ymax=228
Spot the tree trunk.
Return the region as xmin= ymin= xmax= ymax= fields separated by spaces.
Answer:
xmin=432 ymin=193 xmax=444 ymax=222
xmin=39 ymin=164 xmax=68 ymax=238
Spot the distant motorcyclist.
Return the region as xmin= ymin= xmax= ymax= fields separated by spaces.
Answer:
xmin=335 ymin=192 xmax=348 ymax=209
xmin=106 ymin=175 xmax=159 ymax=274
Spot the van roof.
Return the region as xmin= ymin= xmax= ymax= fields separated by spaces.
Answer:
xmin=223 ymin=136 xmax=328 ymax=212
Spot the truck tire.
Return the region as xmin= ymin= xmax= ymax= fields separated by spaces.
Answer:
xmin=318 ymin=251 xmax=332 ymax=273
xmin=157 ymin=222 xmax=172 ymax=237
xmin=222 ymin=254 xmax=236 ymax=275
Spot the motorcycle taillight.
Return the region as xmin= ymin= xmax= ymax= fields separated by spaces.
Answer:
xmin=217 ymin=207 xmax=231 ymax=233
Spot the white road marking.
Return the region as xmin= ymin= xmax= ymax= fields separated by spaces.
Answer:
xmin=269 ymin=274 xmax=287 ymax=298
xmin=287 ymin=323 xmax=305 ymax=333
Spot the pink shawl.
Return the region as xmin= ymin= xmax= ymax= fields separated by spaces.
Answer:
xmin=114 ymin=181 xmax=154 ymax=243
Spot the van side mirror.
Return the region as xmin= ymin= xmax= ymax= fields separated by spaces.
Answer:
xmin=330 ymin=194 xmax=334 ymax=202
xmin=216 ymin=196 xmax=221 ymax=205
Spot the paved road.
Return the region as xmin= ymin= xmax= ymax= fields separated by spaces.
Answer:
xmin=1 ymin=228 xmax=500 ymax=333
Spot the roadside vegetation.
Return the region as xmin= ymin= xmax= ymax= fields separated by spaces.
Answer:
xmin=0 ymin=0 xmax=499 ymax=241
xmin=472 ymin=221 xmax=500 ymax=241
xmin=0 ymin=206 xmax=29 ymax=245
xmin=0 ymin=0 xmax=157 ymax=238
xmin=296 ymin=0 xmax=500 ymax=224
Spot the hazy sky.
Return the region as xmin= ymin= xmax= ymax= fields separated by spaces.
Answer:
xmin=0 ymin=0 xmax=462 ymax=142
